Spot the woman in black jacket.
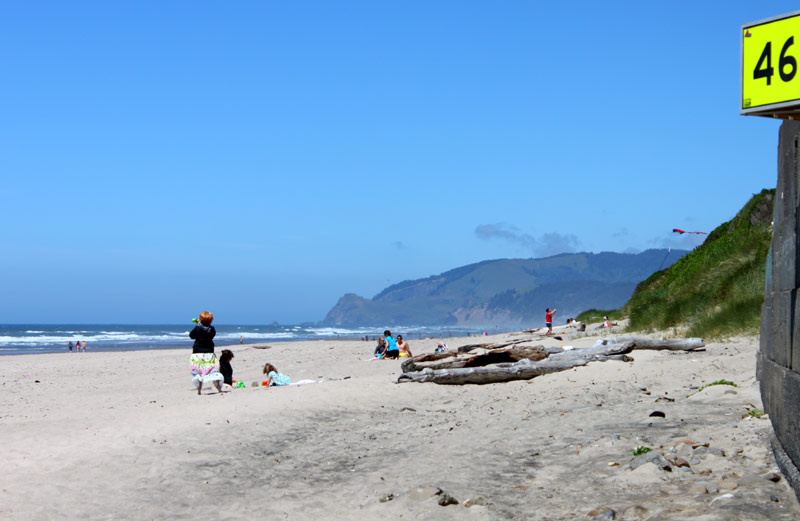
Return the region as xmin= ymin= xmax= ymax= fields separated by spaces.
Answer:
xmin=189 ymin=311 xmax=223 ymax=395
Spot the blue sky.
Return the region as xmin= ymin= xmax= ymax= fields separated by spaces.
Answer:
xmin=0 ymin=2 xmax=793 ymax=324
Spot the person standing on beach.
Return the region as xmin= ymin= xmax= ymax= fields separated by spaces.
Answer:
xmin=189 ymin=311 xmax=223 ymax=395
xmin=68 ymin=341 xmax=73 ymax=353
xmin=545 ymin=308 xmax=557 ymax=336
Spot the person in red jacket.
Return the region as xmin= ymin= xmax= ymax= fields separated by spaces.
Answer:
xmin=545 ymin=308 xmax=557 ymax=336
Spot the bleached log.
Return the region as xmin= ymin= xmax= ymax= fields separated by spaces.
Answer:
xmin=396 ymin=342 xmax=635 ymax=385
xmin=595 ymin=337 xmax=704 ymax=351
xmin=400 ymin=351 xmax=457 ymax=373
xmin=456 ymin=338 xmax=532 ymax=353
xmin=401 ymin=345 xmax=548 ymax=374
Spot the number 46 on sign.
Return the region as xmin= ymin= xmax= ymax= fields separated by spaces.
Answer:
xmin=742 ymin=11 xmax=800 ymax=116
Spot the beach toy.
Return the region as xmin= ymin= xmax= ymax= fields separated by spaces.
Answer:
xmin=236 ymin=381 xmax=245 ymax=388
xmin=192 ymin=318 xmax=199 ymax=323
xmin=262 ymin=380 xmax=270 ymax=386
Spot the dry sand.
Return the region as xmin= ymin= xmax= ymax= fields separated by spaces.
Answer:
xmin=2 ymin=324 xmax=799 ymax=520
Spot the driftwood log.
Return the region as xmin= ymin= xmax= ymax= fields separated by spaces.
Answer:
xmin=400 ymin=345 xmax=548 ymax=373
xmin=455 ymin=338 xmax=532 ymax=353
xmin=596 ymin=337 xmax=704 ymax=351
xmin=396 ymin=342 xmax=636 ymax=385
xmin=396 ymin=337 xmax=705 ymax=385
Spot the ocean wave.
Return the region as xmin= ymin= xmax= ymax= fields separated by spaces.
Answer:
xmin=0 ymin=333 xmax=186 ymax=345
xmin=215 ymin=332 xmax=297 ymax=341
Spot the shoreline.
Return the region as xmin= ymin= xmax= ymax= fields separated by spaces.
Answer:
xmin=0 ymin=323 xmax=515 ymax=356
xmin=3 ymin=325 xmax=798 ymax=520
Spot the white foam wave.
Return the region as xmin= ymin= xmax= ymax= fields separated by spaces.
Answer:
xmin=306 ymin=327 xmax=373 ymax=336
xmin=215 ymin=332 xmax=296 ymax=341
xmin=0 ymin=333 xmax=186 ymax=345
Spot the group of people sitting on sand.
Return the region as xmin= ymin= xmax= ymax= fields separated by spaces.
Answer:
xmin=189 ymin=311 xmax=292 ymax=395
xmin=373 ymin=329 xmax=413 ymax=359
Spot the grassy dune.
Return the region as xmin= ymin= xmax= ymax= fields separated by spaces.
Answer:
xmin=578 ymin=189 xmax=775 ymax=338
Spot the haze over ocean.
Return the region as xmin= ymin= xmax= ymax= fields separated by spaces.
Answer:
xmin=1 ymin=2 xmax=794 ymax=324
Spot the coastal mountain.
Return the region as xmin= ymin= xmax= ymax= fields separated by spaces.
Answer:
xmin=322 ymin=249 xmax=688 ymax=326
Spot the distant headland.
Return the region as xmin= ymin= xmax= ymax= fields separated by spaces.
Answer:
xmin=321 ymin=249 xmax=688 ymax=327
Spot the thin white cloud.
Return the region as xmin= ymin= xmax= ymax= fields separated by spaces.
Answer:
xmin=475 ymin=223 xmax=580 ymax=257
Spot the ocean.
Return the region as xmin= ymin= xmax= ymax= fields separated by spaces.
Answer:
xmin=0 ymin=324 xmax=502 ymax=355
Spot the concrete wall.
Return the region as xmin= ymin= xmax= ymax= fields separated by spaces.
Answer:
xmin=759 ymin=119 xmax=800 ymax=496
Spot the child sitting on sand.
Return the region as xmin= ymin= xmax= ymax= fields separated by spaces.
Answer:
xmin=374 ymin=336 xmax=386 ymax=358
xmin=396 ymin=335 xmax=412 ymax=358
xmin=383 ymin=330 xmax=399 ymax=359
xmin=263 ymin=363 xmax=291 ymax=386
xmin=219 ymin=349 xmax=235 ymax=390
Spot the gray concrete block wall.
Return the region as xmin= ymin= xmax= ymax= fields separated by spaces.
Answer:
xmin=761 ymin=119 xmax=800 ymax=498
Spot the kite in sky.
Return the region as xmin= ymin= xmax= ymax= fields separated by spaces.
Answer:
xmin=672 ymin=228 xmax=708 ymax=235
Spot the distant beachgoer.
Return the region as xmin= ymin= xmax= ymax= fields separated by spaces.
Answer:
xmin=262 ymin=363 xmax=291 ymax=386
xmin=545 ymin=308 xmax=557 ymax=336
xmin=82 ymin=341 xmax=87 ymax=352
xmin=239 ymin=336 xmax=243 ymax=345
xmin=397 ymin=335 xmax=412 ymax=358
xmin=374 ymin=336 xmax=386 ymax=358
xmin=383 ymin=330 xmax=399 ymax=359
xmin=603 ymin=316 xmax=611 ymax=328
xmin=219 ymin=349 xmax=235 ymax=389
xmin=68 ymin=341 xmax=73 ymax=352
xmin=189 ymin=311 xmax=223 ymax=395
xmin=435 ymin=342 xmax=448 ymax=353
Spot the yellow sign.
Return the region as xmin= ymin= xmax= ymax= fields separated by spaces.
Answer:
xmin=742 ymin=11 xmax=800 ymax=115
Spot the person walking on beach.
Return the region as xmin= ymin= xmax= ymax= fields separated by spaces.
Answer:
xmin=189 ymin=311 xmax=223 ymax=395
xmin=545 ymin=308 xmax=557 ymax=336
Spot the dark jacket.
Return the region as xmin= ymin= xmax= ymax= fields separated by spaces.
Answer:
xmin=189 ymin=324 xmax=216 ymax=353
xmin=220 ymin=359 xmax=233 ymax=385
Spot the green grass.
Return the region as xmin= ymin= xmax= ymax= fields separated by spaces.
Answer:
xmin=699 ymin=379 xmax=738 ymax=391
xmin=630 ymin=446 xmax=652 ymax=457
xmin=575 ymin=308 xmax=625 ymax=323
xmin=600 ymin=189 xmax=774 ymax=339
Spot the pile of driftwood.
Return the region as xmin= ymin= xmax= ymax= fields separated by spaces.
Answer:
xmin=395 ymin=336 xmax=705 ymax=385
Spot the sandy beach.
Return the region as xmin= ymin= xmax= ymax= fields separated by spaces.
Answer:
xmin=2 ymin=324 xmax=799 ymax=520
